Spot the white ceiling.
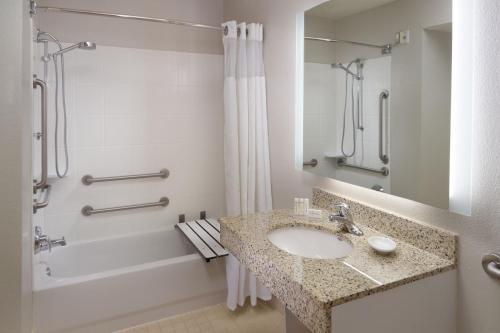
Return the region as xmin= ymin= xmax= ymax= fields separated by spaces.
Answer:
xmin=306 ymin=0 xmax=399 ymax=21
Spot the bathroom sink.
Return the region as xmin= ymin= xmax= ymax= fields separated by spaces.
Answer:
xmin=267 ymin=227 xmax=353 ymax=259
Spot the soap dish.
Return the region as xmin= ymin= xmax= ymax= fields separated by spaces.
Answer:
xmin=368 ymin=236 xmax=397 ymax=254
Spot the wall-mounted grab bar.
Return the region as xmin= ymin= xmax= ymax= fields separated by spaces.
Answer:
xmin=82 ymin=169 xmax=169 ymax=185
xmin=482 ymin=253 xmax=500 ymax=280
xmin=303 ymin=159 xmax=318 ymax=167
xmin=379 ymin=90 xmax=389 ymax=165
xmin=337 ymin=158 xmax=389 ymax=176
xmin=81 ymin=197 xmax=169 ymax=216
xmin=33 ymin=184 xmax=51 ymax=213
xmin=33 ymin=76 xmax=48 ymax=192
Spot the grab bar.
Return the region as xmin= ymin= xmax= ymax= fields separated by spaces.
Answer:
xmin=337 ymin=158 xmax=389 ymax=176
xmin=81 ymin=197 xmax=169 ymax=216
xmin=82 ymin=169 xmax=169 ymax=185
xmin=33 ymin=184 xmax=51 ymax=213
xmin=379 ymin=90 xmax=389 ymax=164
xmin=33 ymin=76 xmax=48 ymax=192
xmin=482 ymin=253 xmax=500 ymax=280
xmin=303 ymin=159 xmax=318 ymax=167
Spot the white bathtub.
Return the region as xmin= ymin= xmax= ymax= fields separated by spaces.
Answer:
xmin=33 ymin=227 xmax=227 ymax=333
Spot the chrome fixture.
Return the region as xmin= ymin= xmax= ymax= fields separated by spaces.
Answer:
xmin=33 ymin=76 xmax=48 ymax=192
xmin=33 ymin=4 xmax=223 ymax=32
xmin=36 ymin=30 xmax=97 ymax=179
xmin=33 ymin=184 xmax=51 ymax=214
xmin=82 ymin=169 xmax=169 ymax=185
xmin=305 ymin=36 xmax=392 ymax=55
xmin=337 ymin=158 xmax=389 ymax=176
xmin=52 ymin=41 xmax=96 ymax=57
xmin=82 ymin=197 xmax=170 ymax=216
xmin=379 ymin=90 xmax=390 ymax=164
xmin=482 ymin=253 xmax=500 ymax=280
xmin=34 ymin=226 xmax=66 ymax=254
xmin=332 ymin=62 xmax=362 ymax=80
xmin=328 ymin=203 xmax=363 ymax=236
xmin=371 ymin=184 xmax=385 ymax=192
xmin=303 ymin=159 xmax=318 ymax=167
xmin=335 ymin=58 xmax=364 ymax=158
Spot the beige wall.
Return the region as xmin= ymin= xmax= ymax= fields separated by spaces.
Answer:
xmin=36 ymin=0 xmax=224 ymax=54
xmin=304 ymin=15 xmax=336 ymax=63
xmin=223 ymin=0 xmax=500 ymax=331
xmin=0 ymin=0 xmax=33 ymax=332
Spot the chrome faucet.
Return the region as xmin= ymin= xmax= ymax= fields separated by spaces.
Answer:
xmin=34 ymin=226 xmax=66 ymax=254
xmin=328 ymin=203 xmax=363 ymax=236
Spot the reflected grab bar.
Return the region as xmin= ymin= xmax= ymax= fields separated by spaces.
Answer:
xmin=82 ymin=169 xmax=169 ymax=185
xmin=303 ymin=159 xmax=318 ymax=167
xmin=379 ymin=90 xmax=389 ymax=164
xmin=33 ymin=76 xmax=48 ymax=192
xmin=81 ymin=197 xmax=169 ymax=216
xmin=337 ymin=158 xmax=389 ymax=176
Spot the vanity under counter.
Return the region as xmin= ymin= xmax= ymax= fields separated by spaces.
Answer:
xmin=219 ymin=188 xmax=457 ymax=333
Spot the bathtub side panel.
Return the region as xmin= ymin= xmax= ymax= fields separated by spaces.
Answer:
xmin=34 ymin=256 xmax=226 ymax=333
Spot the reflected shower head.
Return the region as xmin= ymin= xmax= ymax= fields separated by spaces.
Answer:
xmin=331 ymin=62 xmax=362 ymax=80
xmin=52 ymin=41 xmax=96 ymax=56
xmin=78 ymin=41 xmax=97 ymax=50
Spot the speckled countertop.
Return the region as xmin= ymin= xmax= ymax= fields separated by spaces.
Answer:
xmin=219 ymin=189 xmax=456 ymax=333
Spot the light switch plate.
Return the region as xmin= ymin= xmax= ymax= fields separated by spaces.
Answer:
xmin=396 ymin=30 xmax=410 ymax=44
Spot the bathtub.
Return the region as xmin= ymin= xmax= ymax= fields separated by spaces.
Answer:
xmin=33 ymin=227 xmax=227 ymax=333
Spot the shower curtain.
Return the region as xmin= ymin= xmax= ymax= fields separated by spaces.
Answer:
xmin=222 ymin=21 xmax=273 ymax=310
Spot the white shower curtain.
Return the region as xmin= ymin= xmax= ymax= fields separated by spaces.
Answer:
xmin=222 ymin=21 xmax=273 ymax=310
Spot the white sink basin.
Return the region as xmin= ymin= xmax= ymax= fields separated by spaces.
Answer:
xmin=267 ymin=227 xmax=353 ymax=259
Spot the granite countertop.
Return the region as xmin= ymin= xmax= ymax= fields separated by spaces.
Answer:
xmin=219 ymin=207 xmax=456 ymax=333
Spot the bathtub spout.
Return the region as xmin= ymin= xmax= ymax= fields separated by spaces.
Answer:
xmin=50 ymin=237 xmax=66 ymax=250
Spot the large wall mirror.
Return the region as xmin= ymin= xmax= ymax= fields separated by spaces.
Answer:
xmin=300 ymin=0 xmax=461 ymax=212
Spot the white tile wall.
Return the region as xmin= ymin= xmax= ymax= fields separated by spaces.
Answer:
xmin=334 ymin=56 xmax=392 ymax=192
xmin=303 ymin=63 xmax=337 ymax=178
xmin=303 ymin=57 xmax=391 ymax=191
xmin=34 ymin=43 xmax=225 ymax=241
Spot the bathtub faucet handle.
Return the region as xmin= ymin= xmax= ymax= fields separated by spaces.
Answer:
xmin=34 ymin=226 xmax=66 ymax=254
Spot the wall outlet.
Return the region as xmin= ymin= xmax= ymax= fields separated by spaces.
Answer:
xmin=396 ymin=30 xmax=410 ymax=44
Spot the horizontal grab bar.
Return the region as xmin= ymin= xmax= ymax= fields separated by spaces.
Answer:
xmin=303 ymin=159 xmax=318 ymax=167
xmin=337 ymin=158 xmax=389 ymax=176
xmin=81 ymin=197 xmax=169 ymax=216
xmin=33 ymin=184 xmax=52 ymax=214
xmin=82 ymin=169 xmax=169 ymax=185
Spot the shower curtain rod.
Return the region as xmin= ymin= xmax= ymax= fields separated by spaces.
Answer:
xmin=35 ymin=5 xmax=224 ymax=32
xmin=305 ymin=36 xmax=392 ymax=54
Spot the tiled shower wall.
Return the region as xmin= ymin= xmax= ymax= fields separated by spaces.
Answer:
xmin=303 ymin=57 xmax=391 ymax=192
xmin=34 ymin=44 xmax=225 ymax=241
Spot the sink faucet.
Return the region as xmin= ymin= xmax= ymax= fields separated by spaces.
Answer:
xmin=34 ymin=226 xmax=66 ymax=254
xmin=328 ymin=203 xmax=363 ymax=236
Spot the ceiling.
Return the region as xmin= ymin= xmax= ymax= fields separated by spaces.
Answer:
xmin=306 ymin=0 xmax=399 ymax=21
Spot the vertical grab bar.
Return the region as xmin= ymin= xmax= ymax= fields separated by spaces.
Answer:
xmin=33 ymin=76 xmax=48 ymax=192
xmin=379 ymin=90 xmax=389 ymax=164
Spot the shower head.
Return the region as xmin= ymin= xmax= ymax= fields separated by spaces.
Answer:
xmin=331 ymin=62 xmax=362 ymax=80
xmin=52 ymin=41 xmax=96 ymax=56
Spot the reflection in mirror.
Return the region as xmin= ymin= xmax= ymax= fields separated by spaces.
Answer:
xmin=302 ymin=0 xmax=452 ymax=210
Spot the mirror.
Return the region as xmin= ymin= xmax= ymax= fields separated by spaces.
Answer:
xmin=301 ymin=0 xmax=453 ymax=210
